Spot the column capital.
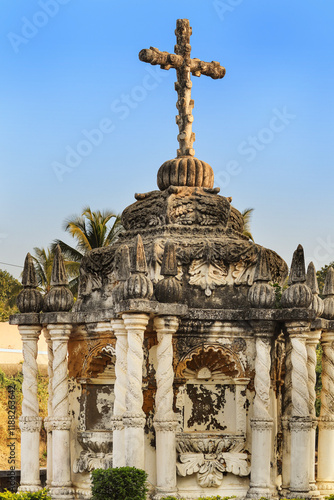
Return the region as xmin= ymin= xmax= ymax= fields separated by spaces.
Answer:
xmin=123 ymin=413 xmax=146 ymax=428
xmin=122 ymin=313 xmax=149 ymax=331
xmin=321 ymin=330 xmax=334 ymax=344
xmin=154 ymin=419 xmax=178 ymax=432
xmin=47 ymin=323 xmax=72 ymax=340
xmin=250 ymin=417 xmax=273 ymax=431
xmin=18 ymin=324 xmax=41 ymax=341
xmin=289 ymin=416 xmax=313 ymax=431
xmin=154 ymin=315 xmax=179 ymax=335
xmin=111 ymin=318 xmax=127 ymax=336
xmin=285 ymin=320 xmax=310 ymax=338
xmin=250 ymin=320 xmax=276 ymax=337
xmin=85 ymin=321 xmax=113 ymax=337
xmin=318 ymin=416 xmax=334 ymax=430
xmin=307 ymin=329 xmax=321 ymax=345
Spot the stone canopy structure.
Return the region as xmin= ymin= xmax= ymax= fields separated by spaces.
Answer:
xmin=10 ymin=18 xmax=334 ymax=500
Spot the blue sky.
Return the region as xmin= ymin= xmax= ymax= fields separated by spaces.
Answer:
xmin=1 ymin=0 xmax=334 ymax=280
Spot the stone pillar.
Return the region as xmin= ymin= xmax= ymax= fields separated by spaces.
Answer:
xmin=111 ymin=318 xmax=127 ymax=467
xmin=18 ymin=325 xmax=43 ymax=492
xmin=287 ymin=322 xmax=312 ymax=497
xmin=122 ymin=313 xmax=149 ymax=469
xmin=43 ymin=328 xmax=54 ymax=488
xmin=306 ymin=330 xmax=321 ymax=495
xmin=317 ymin=330 xmax=334 ymax=494
xmin=154 ymin=316 xmax=179 ymax=499
xmin=247 ymin=325 xmax=274 ymax=498
xmin=48 ymin=324 xmax=74 ymax=500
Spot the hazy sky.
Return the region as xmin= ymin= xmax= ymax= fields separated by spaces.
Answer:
xmin=1 ymin=1 xmax=334 ymax=280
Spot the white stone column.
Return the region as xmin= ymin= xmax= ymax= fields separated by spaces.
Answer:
xmin=18 ymin=325 xmax=43 ymax=493
xmin=306 ymin=330 xmax=321 ymax=495
xmin=154 ymin=316 xmax=179 ymax=499
xmin=317 ymin=330 xmax=334 ymax=494
xmin=287 ymin=322 xmax=312 ymax=497
xmin=247 ymin=327 xmax=274 ymax=499
xmin=111 ymin=318 xmax=127 ymax=467
xmin=43 ymin=328 xmax=54 ymax=488
xmin=48 ymin=324 xmax=74 ymax=500
xmin=122 ymin=313 xmax=149 ymax=469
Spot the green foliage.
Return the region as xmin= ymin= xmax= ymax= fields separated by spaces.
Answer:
xmin=0 ymin=270 xmax=22 ymax=321
xmin=161 ymin=496 xmax=235 ymax=500
xmin=317 ymin=262 xmax=334 ymax=295
xmin=325 ymin=495 xmax=334 ymax=500
xmin=0 ymin=489 xmax=51 ymax=499
xmin=91 ymin=467 xmax=148 ymax=500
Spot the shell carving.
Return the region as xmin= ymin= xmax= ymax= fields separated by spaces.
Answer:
xmin=157 ymin=157 xmax=214 ymax=191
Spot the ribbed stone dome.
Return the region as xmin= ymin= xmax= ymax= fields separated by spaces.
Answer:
xmin=157 ymin=157 xmax=214 ymax=191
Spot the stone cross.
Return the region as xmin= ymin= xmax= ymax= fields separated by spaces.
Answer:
xmin=139 ymin=19 xmax=225 ymax=158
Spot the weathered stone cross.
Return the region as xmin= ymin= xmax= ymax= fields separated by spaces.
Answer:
xmin=139 ymin=19 xmax=225 ymax=158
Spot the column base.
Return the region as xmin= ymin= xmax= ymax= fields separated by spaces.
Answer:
xmin=50 ymin=486 xmax=75 ymax=499
xmin=317 ymin=482 xmax=334 ymax=495
xmin=18 ymin=484 xmax=42 ymax=493
xmin=247 ymin=486 xmax=272 ymax=498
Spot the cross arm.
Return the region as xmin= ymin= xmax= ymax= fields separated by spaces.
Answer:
xmin=139 ymin=46 xmax=183 ymax=70
xmin=190 ymin=58 xmax=226 ymax=79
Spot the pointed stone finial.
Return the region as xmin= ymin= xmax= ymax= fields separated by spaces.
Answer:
xmin=288 ymin=244 xmax=306 ymax=284
xmin=51 ymin=245 xmax=68 ymax=286
xmin=306 ymin=262 xmax=324 ymax=317
xmin=155 ymin=241 xmax=182 ymax=303
xmin=112 ymin=245 xmax=131 ymax=302
xmin=248 ymin=247 xmax=275 ymax=308
xmin=44 ymin=246 xmax=74 ymax=312
xmin=134 ymin=234 xmax=148 ymax=273
xmin=281 ymin=245 xmax=312 ymax=308
xmin=322 ymin=267 xmax=334 ymax=319
xmin=161 ymin=241 xmax=178 ymax=276
xmin=123 ymin=235 xmax=153 ymax=300
xmin=17 ymin=253 xmax=43 ymax=313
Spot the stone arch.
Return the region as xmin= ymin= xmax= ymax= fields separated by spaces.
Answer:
xmin=81 ymin=341 xmax=116 ymax=379
xmin=175 ymin=343 xmax=245 ymax=380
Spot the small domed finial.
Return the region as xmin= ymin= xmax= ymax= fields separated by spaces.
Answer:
xmin=306 ymin=262 xmax=324 ymax=317
xmin=155 ymin=241 xmax=182 ymax=303
xmin=248 ymin=247 xmax=275 ymax=308
xmin=17 ymin=253 xmax=43 ymax=313
xmin=123 ymin=235 xmax=153 ymax=300
xmin=44 ymin=245 xmax=74 ymax=312
xmin=322 ymin=267 xmax=334 ymax=319
xmin=281 ymin=245 xmax=312 ymax=308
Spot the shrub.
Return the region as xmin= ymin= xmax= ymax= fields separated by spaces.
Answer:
xmin=91 ymin=467 xmax=148 ymax=500
xmin=0 ymin=490 xmax=51 ymax=499
xmin=161 ymin=496 xmax=235 ymax=500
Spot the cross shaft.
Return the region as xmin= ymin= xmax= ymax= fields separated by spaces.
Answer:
xmin=139 ymin=19 xmax=225 ymax=157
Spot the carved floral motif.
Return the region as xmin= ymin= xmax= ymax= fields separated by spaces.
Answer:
xmin=176 ymin=436 xmax=249 ymax=487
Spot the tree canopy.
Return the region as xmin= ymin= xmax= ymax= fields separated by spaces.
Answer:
xmin=0 ymin=269 xmax=22 ymax=321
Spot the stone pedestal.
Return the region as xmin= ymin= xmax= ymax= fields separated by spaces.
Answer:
xmin=247 ymin=327 xmax=274 ymax=499
xmin=153 ymin=316 xmax=179 ymax=499
xmin=281 ymin=416 xmax=291 ymax=495
xmin=122 ymin=313 xmax=149 ymax=469
xmin=111 ymin=318 xmax=128 ymax=467
xmin=317 ymin=330 xmax=334 ymax=494
xmin=18 ymin=325 xmax=42 ymax=493
xmin=48 ymin=324 xmax=74 ymax=500
xmin=290 ymin=417 xmax=312 ymax=495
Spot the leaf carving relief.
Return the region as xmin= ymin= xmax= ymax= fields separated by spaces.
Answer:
xmin=176 ymin=437 xmax=250 ymax=487
xmin=188 ymin=259 xmax=228 ymax=296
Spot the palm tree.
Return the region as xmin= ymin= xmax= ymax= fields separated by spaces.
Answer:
xmin=241 ymin=208 xmax=254 ymax=242
xmin=53 ymin=206 xmax=123 ymax=264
